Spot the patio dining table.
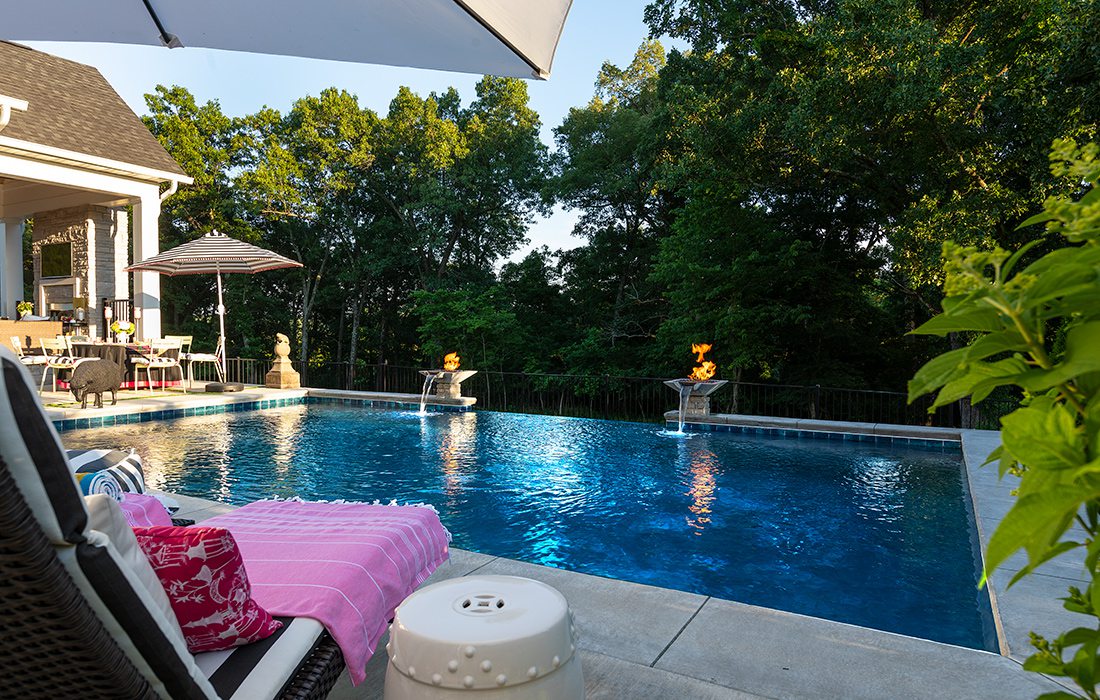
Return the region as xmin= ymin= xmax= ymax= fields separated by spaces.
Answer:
xmin=68 ymin=342 xmax=182 ymax=390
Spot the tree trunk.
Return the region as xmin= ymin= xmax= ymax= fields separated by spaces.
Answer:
xmin=347 ymin=285 xmax=364 ymax=390
xmin=948 ymin=332 xmax=975 ymax=428
xmin=731 ymin=366 xmax=743 ymax=414
xmin=336 ymin=297 xmax=346 ymax=374
xmin=297 ymin=256 xmax=329 ymax=369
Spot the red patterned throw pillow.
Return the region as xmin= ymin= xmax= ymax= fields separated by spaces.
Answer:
xmin=132 ymin=526 xmax=281 ymax=652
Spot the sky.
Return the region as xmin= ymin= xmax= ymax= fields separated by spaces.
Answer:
xmin=24 ymin=2 xmax=665 ymax=263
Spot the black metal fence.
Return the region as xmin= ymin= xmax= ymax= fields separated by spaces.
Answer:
xmin=193 ymin=358 xmax=1017 ymax=429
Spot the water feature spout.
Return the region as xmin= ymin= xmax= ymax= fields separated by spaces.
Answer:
xmin=676 ymin=381 xmax=693 ymax=434
xmin=419 ymin=372 xmax=440 ymax=414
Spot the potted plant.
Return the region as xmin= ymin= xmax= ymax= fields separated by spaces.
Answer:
xmin=16 ymin=301 xmax=33 ymax=319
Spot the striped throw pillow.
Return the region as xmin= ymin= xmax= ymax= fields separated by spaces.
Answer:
xmin=68 ymin=448 xmax=146 ymax=497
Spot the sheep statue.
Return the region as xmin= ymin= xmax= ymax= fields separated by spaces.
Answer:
xmin=70 ymin=358 xmax=123 ymax=409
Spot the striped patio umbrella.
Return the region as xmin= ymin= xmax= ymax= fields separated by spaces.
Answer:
xmin=3 ymin=0 xmax=573 ymax=80
xmin=125 ymin=230 xmax=302 ymax=379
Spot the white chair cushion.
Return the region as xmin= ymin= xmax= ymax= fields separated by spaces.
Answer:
xmin=85 ymin=494 xmax=187 ymax=642
xmin=195 ymin=617 xmax=326 ymax=700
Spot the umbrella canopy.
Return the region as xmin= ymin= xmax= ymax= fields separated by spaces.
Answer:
xmin=3 ymin=0 xmax=573 ymax=79
xmin=126 ymin=230 xmax=303 ymax=380
xmin=125 ymin=230 xmax=302 ymax=276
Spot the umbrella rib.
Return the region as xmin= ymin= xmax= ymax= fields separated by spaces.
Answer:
xmin=141 ymin=0 xmax=183 ymax=48
xmin=450 ymin=0 xmax=548 ymax=79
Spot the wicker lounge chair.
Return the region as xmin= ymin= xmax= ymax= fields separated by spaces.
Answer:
xmin=0 ymin=346 xmax=345 ymax=699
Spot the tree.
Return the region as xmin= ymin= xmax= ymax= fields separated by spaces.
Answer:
xmin=236 ymin=89 xmax=376 ymax=365
xmin=552 ymin=41 xmax=673 ymax=375
xmin=641 ymin=0 xmax=1099 ymax=385
xmin=142 ymin=86 xmax=247 ymax=343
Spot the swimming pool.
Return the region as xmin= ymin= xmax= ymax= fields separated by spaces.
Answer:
xmin=61 ymin=403 xmax=996 ymax=650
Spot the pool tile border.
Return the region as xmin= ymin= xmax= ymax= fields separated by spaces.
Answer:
xmin=665 ymin=419 xmax=961 ymax=449
xmin=53 ymin=396 xmax=307 ymax=432
xmin=52 ymin=393 xmax=471 ymax=432
xmin=304 ymin=395 xmax=472 ymax=412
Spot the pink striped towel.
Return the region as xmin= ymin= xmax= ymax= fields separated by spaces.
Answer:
xmin=202 ymin=500 xmax=450 ymax=685
xmin=119 ymin=493 xmax=174 ymax=527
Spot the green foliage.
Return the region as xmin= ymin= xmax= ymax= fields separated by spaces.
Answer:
xmin=908 ymin=140 xmax=1100 ymax=697
xmin=410 ymin=287 xmax=524 ymax=370
xmin=643 ymin=0 xmax=1097 ymax=386
xmin=140 ymin=0 xmax=1099 ymax=399
xmin=551 ymin=42 xmax=672 ymax=376
xmin=144 ymin=79 xmax=547 ymax=366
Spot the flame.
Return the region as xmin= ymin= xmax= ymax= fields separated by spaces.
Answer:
xmin=688 ymin=343 xmax=717 ymax=381
xmin=443 ymin=352 xmax=461 ymax=371
xmin=690 ymin=361 xmax=717 ymax=381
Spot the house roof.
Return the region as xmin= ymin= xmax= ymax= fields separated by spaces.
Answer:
xmin=0 ymin=41 xmax=187 ymax=179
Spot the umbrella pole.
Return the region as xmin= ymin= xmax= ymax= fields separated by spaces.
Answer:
xmin=216 ymin=268 xmax=227 ymax=379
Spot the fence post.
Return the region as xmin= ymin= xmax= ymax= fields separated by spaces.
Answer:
xmin=813 ymin=385 xmax=821 ymax=420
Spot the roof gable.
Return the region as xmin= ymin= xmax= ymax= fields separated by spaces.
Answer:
xmin=0 ymin=41 xmax=187 ymax=179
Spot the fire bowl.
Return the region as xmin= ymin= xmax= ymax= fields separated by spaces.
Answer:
xmin=663 ymin=379 xmax=728 ymax=396
xmin=419 ymin=370 xmax=477 ymax=383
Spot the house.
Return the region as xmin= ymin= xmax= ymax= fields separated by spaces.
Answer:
xmin=0 ymin=41 xmax=190 ymax=342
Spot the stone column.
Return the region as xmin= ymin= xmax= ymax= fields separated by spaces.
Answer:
xmin=132 ymin=196 xmax=161 ymax=339
xmin=434 ymin=378 xmax=463 ymax=399
xmin=265 ymin=333 xmax=301 ymax=389
xmin=686 ymin=395 xmax=712 ymax=416
xmin=0 ymin=218 xmax=23 ymax=318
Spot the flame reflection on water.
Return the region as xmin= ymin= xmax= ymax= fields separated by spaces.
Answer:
xmin=685 ymin=447 xmax=720 ymax=534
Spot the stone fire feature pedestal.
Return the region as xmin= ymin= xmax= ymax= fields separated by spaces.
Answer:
xmin=664 ymin=379 xmax=729 ymax=417
xmin=265 ymin=333 xmax=301 ymax=389
xmin=420 ymin=369 xmax=477 ymax=399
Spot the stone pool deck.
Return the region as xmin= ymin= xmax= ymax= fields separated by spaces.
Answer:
xmin=51 ymin=388 xmax=1079 ymax=697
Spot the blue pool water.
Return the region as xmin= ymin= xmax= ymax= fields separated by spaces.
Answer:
xmin=62 ymin=404 xmax=996 ymax=650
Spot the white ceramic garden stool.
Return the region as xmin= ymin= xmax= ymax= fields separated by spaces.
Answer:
xmin=384 ymin=575 xmax=584 ymax=700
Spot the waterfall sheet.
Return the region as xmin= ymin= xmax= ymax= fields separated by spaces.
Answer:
xmin=201 ymin=499 xmax=451 ymax=685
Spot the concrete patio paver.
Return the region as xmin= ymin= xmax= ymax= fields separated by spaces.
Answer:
xmin=328 ymin=648 xmax=769 ymax=700
xmin=655 ymin=596 xmax=1069 ymax=700
xmin=990 ymin=567 xmax=1089 ymax=662
xmin=471 ymin=557 xmax=708 ymax=666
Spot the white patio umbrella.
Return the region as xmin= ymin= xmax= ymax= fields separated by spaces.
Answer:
xmin=125 ymin=230 xmax=302 ymax=382
xmin=2 ymin=0 xmax=573 ymax=79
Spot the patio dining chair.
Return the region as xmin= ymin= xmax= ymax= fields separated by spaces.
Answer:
xmin=38 ymin=336 xmax=82 ymax=394
xmin=131 ymin=339 xmax=184 ymax=394
xmin=10 ymin=335 xmax=48 ymax=370
xmin=167 ymin=334 xmax=224 ymax=388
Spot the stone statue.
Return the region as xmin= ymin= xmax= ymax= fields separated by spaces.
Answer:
xmin=274 ymin=333 xmax=291 ymax=359
xmin=265 ymin=332 xmax=301 ymax=389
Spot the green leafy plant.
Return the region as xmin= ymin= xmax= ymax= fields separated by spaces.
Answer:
xmin=908 ymin=139 xmax=1100 ymax=699
xmin=16 ymin=300 xmax=33 ymax=317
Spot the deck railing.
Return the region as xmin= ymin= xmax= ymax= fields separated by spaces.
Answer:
xmin=191 ymin=359 xmax=1016 ymax=430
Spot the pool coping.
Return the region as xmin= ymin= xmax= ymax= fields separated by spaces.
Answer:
xmin=663 ymin=410 xmax=961 ymax=447
xmin=47 ymin=385 xmax=473 ymax=431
